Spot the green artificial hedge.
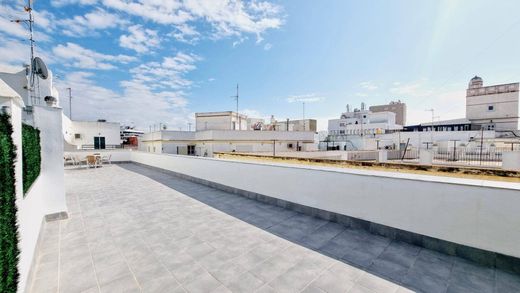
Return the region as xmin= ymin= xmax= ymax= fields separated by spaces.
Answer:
xmin=22 ymin=124 xmax=41 ymax=194
xmin=0 ymin=112 xmax=20 ymax=293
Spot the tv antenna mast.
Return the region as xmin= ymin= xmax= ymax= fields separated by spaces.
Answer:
xmin=67 ymin=88 xmax=72 ymax=119
xmin=425 ymin=109 xmax=440 ymax=144
xmin=11 ymin=0 xmax=36 ymax=104
xmin=230 ymin=84 xmax=240 ymax=130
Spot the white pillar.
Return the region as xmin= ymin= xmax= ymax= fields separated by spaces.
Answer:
xmin=419 ymin=149 xmax=433 ymax=165
xmin=376 ymin=150 xmax=387 ymax=163
xmin=502 ymin=151 xmax=520 ymax=171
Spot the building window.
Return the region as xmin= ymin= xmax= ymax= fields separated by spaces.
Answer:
xmin=488 ymin=105 xmax=494 ymax=111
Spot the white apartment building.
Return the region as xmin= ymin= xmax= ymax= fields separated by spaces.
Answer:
xmin=195 ymin=111 xmax=248 ymax=131
xmin=140 ymin=111 xmax=317 ymax=156
xmin=466 ymin=76 xmax=519 ymax=131
xmin=62 ymin=115 xmax=121 ymax=150
xmin=139 ymin=130 xmax=317 ymax=156
xmin=328 ymin=108 xmax=402 ymax=136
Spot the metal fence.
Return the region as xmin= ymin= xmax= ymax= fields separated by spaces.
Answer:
xmin=432 ymin=147 xmax=508 ymax=168
xmin=383 ymin=147 xmax=514 ymax=168
xmin=80 ymin=144 xmax=122 ymax=150
xmin=387 ymin=149 xmax=419 ymax=161
xmin=341 ymin=146 xmax=520 ymax=168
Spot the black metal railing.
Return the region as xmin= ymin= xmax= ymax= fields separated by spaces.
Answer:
xmin=80 ymin=144 xmax=122 ymax=150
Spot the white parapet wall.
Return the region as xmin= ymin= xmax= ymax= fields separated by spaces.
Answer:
xmin=18 ymin=106 xmax=68 ymax=292
xmin=0 ymin=98 xmax=68 ymax=292
xmin=130 ymin=151 xmax=520 ymax=259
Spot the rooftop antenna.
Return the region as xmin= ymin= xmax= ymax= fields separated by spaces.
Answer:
xmin=302 ymin=101 xmax=305 ymax=131
xmin=67 ymin=87 xmax=72 ymax=119
xmin=11 ymin=0 xmax=36 ymax=104
xmin=425 ymin=109 xmax=439 ymax=143
xmin=230 ymin=84 xmax=240 ymax=130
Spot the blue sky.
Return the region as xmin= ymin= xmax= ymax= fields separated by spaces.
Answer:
xmin=1 ymin=0 xmax=519 ymax=130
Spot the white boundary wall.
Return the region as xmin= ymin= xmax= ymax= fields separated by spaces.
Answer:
xmin=18 ymin=106 xmax=68 ymax=292
xmin=130 ymin=151 xmax=520 ymax=258
xmin=0 ymin=98 xmax=68 ymax=292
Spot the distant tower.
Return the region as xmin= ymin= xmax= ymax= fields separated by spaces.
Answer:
xmin=468 ymin=76 xmax=483 ymax=89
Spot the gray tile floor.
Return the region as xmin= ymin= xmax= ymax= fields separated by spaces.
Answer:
xmin=28 ymin=164 xmax=520 ymax=293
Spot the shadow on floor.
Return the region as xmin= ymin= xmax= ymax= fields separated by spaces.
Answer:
xmin=119 ymin=163 xmax=520 ymax=293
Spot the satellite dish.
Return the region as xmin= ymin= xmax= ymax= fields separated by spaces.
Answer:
xmin=32 ymin=57 xmax=48 ymax=80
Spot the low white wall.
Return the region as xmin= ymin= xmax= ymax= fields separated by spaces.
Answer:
xmin=130 ymin=151 xmax=520 ymax=258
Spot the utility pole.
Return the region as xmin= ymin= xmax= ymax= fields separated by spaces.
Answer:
xmin=302 ymin=102 xmax=305 ymax=131
xmin=188 ymin=122 xmax=192 ymax=132
xmin=67 ymin=88 xmax=72 ymax=119
xmin=230 ymin=84 xmax=240 ymax=130
xmin=479 ymin=127 xmax=484 ymax=165
xmin=425 ymin=109 xmax=439 ymax=145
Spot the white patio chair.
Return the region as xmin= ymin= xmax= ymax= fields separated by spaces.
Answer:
xmin=101 ymin=154 xmax=112 ymax=165
xmin=75 ymin=155 xmax=87 ymax=168
xmin=64 ymin=155 xmax=74 ymax=165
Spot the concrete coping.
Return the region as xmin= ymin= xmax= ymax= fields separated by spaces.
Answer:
xmin=134 ymin=151 xmax=520 ymax=191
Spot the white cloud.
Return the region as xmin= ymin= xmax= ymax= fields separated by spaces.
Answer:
xmin=52 ymin=42 xmax=136 ymax=70
xmin=120 ymin=25 xmax=161 ymax=53
xmin=169 ymin=24 xmax=200 ymax=44
xmin=263 ymin=43 xmax=272 ymax=50
xmin=101 ymin=0 xmax=284 ymax=42
xmin=56 ymin=71 xmax=191 ymax=129
xmin=0 ymin=37 xmax=30 ymax=68
xmin=102 ymin=0 xmax=192 ymax=25
xmin=51 ymin=0 xmax=98 ymax=7
xmin=359 ymin=81 xmax=378 ymax=91
xmin=58 ymin=8 xmax=126 ymax=36
xmin=130 ymin=52 xmax=200 ymax=89
xmin=287 ymin=93 xmax=325 ymax=103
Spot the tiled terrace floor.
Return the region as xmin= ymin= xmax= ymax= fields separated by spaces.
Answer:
xmin=29 ymin=163 xmax=520 ymax=293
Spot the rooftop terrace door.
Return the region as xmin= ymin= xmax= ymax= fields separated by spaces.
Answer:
xmin=94 ymin=136 xmax=105 ymax=149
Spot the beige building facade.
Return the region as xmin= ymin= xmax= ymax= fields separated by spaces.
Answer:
xmin=466 ymin=76 xmax=519 ymax=131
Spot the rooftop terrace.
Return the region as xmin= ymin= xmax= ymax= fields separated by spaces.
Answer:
xmin=28 ymin=164 xmax=520 ymax=293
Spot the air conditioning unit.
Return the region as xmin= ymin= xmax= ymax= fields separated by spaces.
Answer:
xmin=74 ymin=133 xmax=81 ymax=139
